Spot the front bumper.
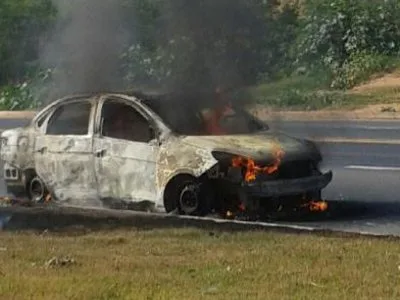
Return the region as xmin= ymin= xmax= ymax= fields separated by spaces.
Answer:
xmin=244 ymin=171 xmax=333 ymax=197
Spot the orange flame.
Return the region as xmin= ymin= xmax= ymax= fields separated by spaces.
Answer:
xmin=305 ymin=201 xmax=329 ymax=212
xmin=204 ymin=105 xmax=234 ymax=135
xmin=232 ymin=144 xmax=285 ymax=182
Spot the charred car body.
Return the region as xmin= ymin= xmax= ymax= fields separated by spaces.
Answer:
xmin=0 ymin=91 xmax=332 ymax=217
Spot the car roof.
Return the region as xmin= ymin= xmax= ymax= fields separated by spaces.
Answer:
xmin=32 ymin=87 xmax=240 ymax=124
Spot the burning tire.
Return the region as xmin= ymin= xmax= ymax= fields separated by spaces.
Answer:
xmin=164 ymin=175 xmax=214 ymax=216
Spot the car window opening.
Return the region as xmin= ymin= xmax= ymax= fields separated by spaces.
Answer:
xmin=146 ymin=101 xmax=267 ymax=136
xmin=101 ymin=101 xmax=155 ymax=143
xmin=46 ymin=101 xmax=91 ymax=136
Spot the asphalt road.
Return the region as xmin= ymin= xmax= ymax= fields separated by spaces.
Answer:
xmin=270 ymin=120 xmax=400 ymax=141
xmin=2 ymin=118 xmax=400 ymax=236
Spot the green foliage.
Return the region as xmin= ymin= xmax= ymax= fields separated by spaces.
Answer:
xmin=2 ymin=0 xmax=400 ymax=110
xmin=0 ymin=69 xmax=52 ymax=110
xmin=297 ymin=0 xmax=400 ymax=65
xmin=0 ymin=84 xmax=35 ymax=110
xmin=296 ymin=0 xmax=400 ymax=88
xmin=121 ymin=0 xmax=299 ymax=90
xmin=121 ymin=44 xmax=171 ymax=85
xmin=0 ymin=0 xmax=56 ymax=85
xmin=331 ymin=51 xmax=400 ymax=89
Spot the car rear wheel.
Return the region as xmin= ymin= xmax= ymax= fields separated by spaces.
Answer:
xmin=28 ymin=176 xmax=49 ymax=203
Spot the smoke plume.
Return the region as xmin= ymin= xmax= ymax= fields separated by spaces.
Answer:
xmin=156 ymin=0 xmax=268 ymax=93
xmin=39 ymin=0 xmax=132 ymax=100
xmin=39 ymin=0 xmax=270 ymax=102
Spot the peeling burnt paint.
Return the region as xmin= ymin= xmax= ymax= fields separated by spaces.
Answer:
xmin=180 ymin=133 xmax=315 ymax=162
xmin=0 ymin=127 xmax=36 ymax=170
xmin=94 ymin=136 xmax=158 ymax=205
xmin=157 ymin=136 xmax=218 ymax=189
xmin=33 ymin=134 xmax=98 ymax=204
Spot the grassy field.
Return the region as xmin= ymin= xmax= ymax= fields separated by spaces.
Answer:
xmin=1 ymin=228 xmax=400 ymax=300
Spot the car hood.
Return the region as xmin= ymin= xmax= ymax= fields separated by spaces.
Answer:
xmin=180 ymin=131 xmax=321 ymax=162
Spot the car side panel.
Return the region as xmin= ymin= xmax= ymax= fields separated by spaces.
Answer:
xmin=34 ymin=135 xmax=98 ymax=202
xmin=93 ymin=137 xmax=159 ymax=204
xmin=156 ymin=138 xmax=218 ymax=203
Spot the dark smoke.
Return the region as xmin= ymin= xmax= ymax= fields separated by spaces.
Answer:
xmin=155 ymin=0 xmax=269 ymax=93
xmin=39 ymin=0 xmax=132 ymax=100
xmin=39 ymin=0 xmax=271 ymax=103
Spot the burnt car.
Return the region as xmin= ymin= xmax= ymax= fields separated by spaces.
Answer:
xmin=0 ymin=91 xmax=332 ymax=217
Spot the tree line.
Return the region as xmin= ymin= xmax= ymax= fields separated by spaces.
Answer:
xmin=1 ymin=0 xmax=400 ymax=109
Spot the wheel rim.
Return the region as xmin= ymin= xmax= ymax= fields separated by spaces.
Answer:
xmin=29 ymin=177 xmax=45 ymax=203
xmin=179 ymin=184 xmax=200 ymax=215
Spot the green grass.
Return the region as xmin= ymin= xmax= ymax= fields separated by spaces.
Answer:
xmin=1 ymin=228 xmax=400 ymax=299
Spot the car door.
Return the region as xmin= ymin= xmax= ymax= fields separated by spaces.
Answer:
xmin=93 ymin=96 xmax=159 ymax=205
xmin=34 ymin=98 xmax=98 ymax=202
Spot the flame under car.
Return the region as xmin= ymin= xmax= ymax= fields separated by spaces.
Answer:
xmin=0 ymin=91 xmax=332 ymax=217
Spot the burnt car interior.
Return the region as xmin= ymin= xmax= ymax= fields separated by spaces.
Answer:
xmin=101 ymin=100 xmax=156 ymax=143
xmin=143 ymin=96 xmax=268 ymax=136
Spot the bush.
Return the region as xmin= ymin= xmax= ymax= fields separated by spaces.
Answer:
xmin=330 ymin=51 xmax=400 ymax=89
xmin=296 ymin=0 xmax=400 ymax=88
xmin=0 ymin=0 xmax=56 ymax=85
xmin=0 ymin=69 xmax=53 ymax=110
xmin=121 ymin=0 xmax=300 ymax=90
xmin=3 ymin=0 xmax=400 ymax=110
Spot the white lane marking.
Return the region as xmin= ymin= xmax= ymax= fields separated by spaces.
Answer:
xmin=355 ymin=126 xmax=400 ymax=130
xmin=317 ymin=125 xmax=400 ymax=130
xmin=275 ymin=124 xmax=400 ymax=130
xmin=313 ymin=138 xmax=400 ymax=145
xmin=345 ymin=165 xmax=400 ymax=171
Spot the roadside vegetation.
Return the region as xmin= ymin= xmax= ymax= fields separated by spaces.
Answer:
xmin=1 ymin=228 xmax=400 ymax=299
xmin=1 ymin=0 xmax=400 ymax=110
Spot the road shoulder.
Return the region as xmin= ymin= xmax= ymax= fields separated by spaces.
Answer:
xmin=0 ymin=111 xmax=36 ymax=119
xmin=4 ymin=103 xmax=400 ymax=121
xmin=250 ymin=103 xmax=400 ymax=121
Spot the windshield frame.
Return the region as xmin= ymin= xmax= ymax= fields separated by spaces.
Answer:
xmin=143 ymin=99 xmax=270 ymax=136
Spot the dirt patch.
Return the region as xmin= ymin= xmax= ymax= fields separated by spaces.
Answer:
xmin=351 ymin=71 xmax=400 ymax=94
xmin=0 ymin=111 xmax=36 ymax=119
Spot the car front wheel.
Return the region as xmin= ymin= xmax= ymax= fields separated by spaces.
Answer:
xmin=165 ymin=175 xmax=214 ymax=216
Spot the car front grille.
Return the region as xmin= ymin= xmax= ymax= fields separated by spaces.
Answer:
xmin=276 ymin=160 xmax=315 ymax=179
xmin=254 ymin=160 xmax=315 ymax=181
